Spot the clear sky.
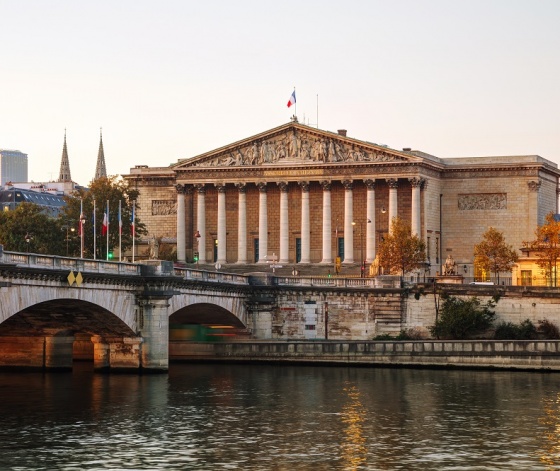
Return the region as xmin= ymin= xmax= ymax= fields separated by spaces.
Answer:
xmin=1 ymin=0 xmax=559 ymax=186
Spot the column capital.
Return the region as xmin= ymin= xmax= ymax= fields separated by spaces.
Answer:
xmin=298 ymin=181 xmax=310 ymax=192
xmin=175 ymin=184 xmax=186 ymax=194
xmin=363 ymin=179 xmax=375 ymax=190
xmin=277 ymin=181 xmax=289 ymax=192
xmin=409 ymin=177 xmax=424 ymax=188
xmin=320 ymin=180 xmax=332 ymax=191
xmin=342 ymin=179 xmax=353 ymax=190
xmin=386 ymin=178 xmax=399 ymax=189
xmin=235 ymin=182 xmax=247 ymax=193
xmin=528 ymin=180 xmax=541 ymax=192
xmin=215 ymin=183 xmax=227 ymax=193
xmin=257 ymin=182 xmax=267 ymax=193
xmin=194 ymin=183 xmax=206 ymax=194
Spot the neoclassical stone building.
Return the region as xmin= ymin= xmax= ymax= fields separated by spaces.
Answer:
xmin=124 ymin=121 xmax=560 ymax=278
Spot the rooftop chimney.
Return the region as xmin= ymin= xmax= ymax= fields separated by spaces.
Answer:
xmin=402 ymin=147 xmax=412 ymax=152
xmin=337 ymin=129 xmax=347 ymax=137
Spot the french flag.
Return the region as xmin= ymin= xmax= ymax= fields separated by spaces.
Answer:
xmin=287 ymin=90 xmax=296 ymax=108
xmin=131 ymin=203 xmax=135 ymax=236
xmin=102 ymin=211 xmax=108 ymax=236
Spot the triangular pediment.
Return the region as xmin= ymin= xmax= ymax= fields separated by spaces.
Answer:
xmin=171 ymin=122 xmax=419 ymax=170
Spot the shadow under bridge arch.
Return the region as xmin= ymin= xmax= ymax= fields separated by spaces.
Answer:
xmin=170 ymin=303 xmax=245 ymax=328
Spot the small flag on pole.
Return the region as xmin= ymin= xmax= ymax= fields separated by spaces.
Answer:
xmin=102 ymin=210 xmax=108 ymax=236
xmin=287 ymin=90 xmax=296 ymax=108
xmin=118 ymin=201 xmax=122 ymax=235
xmin=131 ymin=202 xmax=135 ymax=236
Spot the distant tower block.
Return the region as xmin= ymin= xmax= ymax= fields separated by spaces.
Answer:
xmin=94 ymin=128 xmax=107 ymax=180
xmin=58 ymin=130 xmax=72 ymax=182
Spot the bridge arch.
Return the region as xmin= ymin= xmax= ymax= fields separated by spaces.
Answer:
xmin=0 ymin=298 xmax=136 ymax=338
xmin=170 ymin=302 xmax=246 ymax=328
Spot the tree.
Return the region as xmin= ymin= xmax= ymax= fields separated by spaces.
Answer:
xmin=523 ymin=212 xmax=560 ymax=287
xmin=473 ymin=227 xmax=518 ymax=283
xmin=0 ymin=203 xmax=64 ymax=254
xmin=377 ymin=217 xmax=426 ymax=276
xmin=430 ymin=295 xmax=496 ymax=340
xmin=61 ymin=176 xmax=147 ymax=259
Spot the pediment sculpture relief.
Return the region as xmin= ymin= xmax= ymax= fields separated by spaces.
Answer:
xmin=193 ymin=131 xmax=406 ymax=168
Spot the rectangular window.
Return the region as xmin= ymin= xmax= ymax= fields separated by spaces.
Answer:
xmin=435 ymin=237 xmax=439 ymax=265
xmin=254 ymin=238 xmax=259 ymax=263
xmin=295 ymin=238 xmax=301 ymax=263
xmin=427 ymin=236 xmax=431 ymax=261
xmin=305 ymin=325 xmax=316 ymax=330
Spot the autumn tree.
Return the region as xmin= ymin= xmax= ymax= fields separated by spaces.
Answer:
xmin=61 ymin=176 xmax=147 ymax=259
xmin=523 ymin=212 xmax=560 ymax=287
xmin=377 ymin=217 xmax=426 ymax=276
xmin=473 ymin=227 xmax=518 ymax=283
xmin=0 ymin=203 xmax=65 ymax=254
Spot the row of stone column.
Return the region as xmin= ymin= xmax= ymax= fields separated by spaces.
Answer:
xmin=176 ymin=177 xmax=425 ymax=264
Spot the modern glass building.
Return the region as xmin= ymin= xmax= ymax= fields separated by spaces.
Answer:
xmin=0 ymin=149 xmax=28 ymax=186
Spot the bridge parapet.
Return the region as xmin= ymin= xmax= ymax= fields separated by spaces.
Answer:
xmin=0 ymin=249 xmax=142 ymax=276
xmin=175 ymin=267 xmax=250 ymax=285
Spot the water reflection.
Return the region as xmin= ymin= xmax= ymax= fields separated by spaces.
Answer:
xmin=340 ymin=383 xmax=367 ymax=470
xmin=0 ymin=364 xmax=560 ymax=469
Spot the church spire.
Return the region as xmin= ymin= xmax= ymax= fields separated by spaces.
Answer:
xmin=94 ymin=128 xmax=107 ymax=180
xmin=58 ymin=129 xmax=72 ymax=182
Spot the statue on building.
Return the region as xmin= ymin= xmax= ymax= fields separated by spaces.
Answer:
xmin=369 ymin=255 xmax=380 ymax=277
xmin=442 ymin=255 xmax=457 ymax=276
xmin=149 ymin=235 xmax=159 ymax=260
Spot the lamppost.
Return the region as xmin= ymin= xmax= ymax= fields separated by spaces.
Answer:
xmin=194 ymin=230 xmax=201 ymax=267
xmin=24 ymin=233 xmax=33 ymax=253
xmin=352 ymin=219 xmax=372 ymax=278
xmin=80 ymin=213 xmax=86 ymax=258
xmin=61 ymin=223 xmax=75 ymax=256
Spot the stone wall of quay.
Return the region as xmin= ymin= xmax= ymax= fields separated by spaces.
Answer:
xmin=252 ymin=285 xmax=560 ymax=341
xmin=170 ymin=340 xmax=560 ymax=371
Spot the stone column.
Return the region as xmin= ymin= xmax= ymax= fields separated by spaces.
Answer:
xmin=528 ymin=180 xmax=541 ymax=229
xmin=299 ymin=181 xmax=311 ymax=263
xmin=320 ymin=181 xmax=333 ymax=264
xmin=365 ymin=179 xmax=376 ymax=262
xmin=409 ymin=177 xmax=423 ymax=237
xmin=342 ymin=180 xmax=354 ymax=263
xmin=195 ymin=184 xmax=206 ymax=263
xmin=175 ymin=184 xmax=186 ymax=263
xmin=136 ymin=294 xmax=172 ymax=372
xmin=236 ymin=183 xmax=247 ymax=264
xmin=257 ymin=182 xmax=268 ymax=263
xmin=216 ymin=183 xmax=227 ymax=264
xmin=278 ymin=182 xmax=289 ymax=264
xmin=387 ymin=178 xmax=398 ymax=233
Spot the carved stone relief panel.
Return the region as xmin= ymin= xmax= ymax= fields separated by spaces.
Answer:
xmin=458 ymin=193 xmax=507 ymax=210
xmin=152 ymin=200 xmax=177 ymax=215
xmin=195 ymin=130 xmax=407 ymax=168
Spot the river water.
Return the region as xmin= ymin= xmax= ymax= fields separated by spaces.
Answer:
xmin=1 ymin=362 xmax=560 ymax=470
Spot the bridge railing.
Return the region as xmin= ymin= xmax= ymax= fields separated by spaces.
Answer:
xmin=275 ymin=275 xmax=402 ymax=288
xmin=174 ymin=267 xmax=251 ymax=285
xmin=0 ymin=249 xmax=142 ymax=276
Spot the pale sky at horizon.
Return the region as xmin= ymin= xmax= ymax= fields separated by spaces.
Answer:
xmin=1 ymin=0 xmax=559 ymax=186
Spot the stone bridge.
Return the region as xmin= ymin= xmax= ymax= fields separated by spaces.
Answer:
xmin=0 ymin=247 xmax=412 ymax=374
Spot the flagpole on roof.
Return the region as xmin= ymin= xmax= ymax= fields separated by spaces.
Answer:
xmin=316 ymin=94 xmax=319 ymax=129
xmin=294 ymin=87 xmax=297 ymax=119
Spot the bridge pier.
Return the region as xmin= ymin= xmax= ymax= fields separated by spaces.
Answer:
xmin=92 ymin=336 xmax=143 ymax=372
xmin=137 ymin=294 xmax=172 ymax=373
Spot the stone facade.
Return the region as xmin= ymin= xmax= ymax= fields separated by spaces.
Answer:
xmin=124 ymin=122 xmax=560 ymax=279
